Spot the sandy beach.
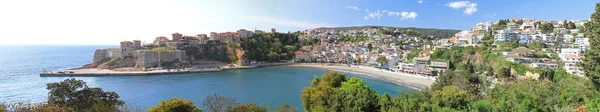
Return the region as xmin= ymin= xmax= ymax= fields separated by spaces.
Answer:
xmin=287 ymin=64 xmax=436 ymax=90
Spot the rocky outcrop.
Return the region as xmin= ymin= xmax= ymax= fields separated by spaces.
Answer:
xmin=235 ymin=49 xmax=249 ymax=66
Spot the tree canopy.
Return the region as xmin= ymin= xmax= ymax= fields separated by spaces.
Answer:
xmin=46 ymin=78 xmax=124 ymax=111
xmin=148 ymin=98 xmax=202 ymax=112
xmin=580 ymin=3 xmax=600 ymax=90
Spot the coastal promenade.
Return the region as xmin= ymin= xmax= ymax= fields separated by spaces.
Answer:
xmin=287 ymin=63 xmax=436 ymax=90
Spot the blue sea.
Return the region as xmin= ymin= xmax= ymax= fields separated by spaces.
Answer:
xmin=0 ymin=45 xmax=416 ymax=109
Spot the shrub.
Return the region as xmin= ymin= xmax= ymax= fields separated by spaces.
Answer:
xmin=148 ymin=98 xmax=202 ymax=112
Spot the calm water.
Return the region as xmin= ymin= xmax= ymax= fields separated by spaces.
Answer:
xmin=0 ymin=45 xmax=416 ymax=109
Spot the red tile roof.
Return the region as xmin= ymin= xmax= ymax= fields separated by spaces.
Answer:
xmin=296 ymin=51 xmax=309 ymax=55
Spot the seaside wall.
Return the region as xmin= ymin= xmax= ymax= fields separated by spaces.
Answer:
xmin=121 ymin=47 xmax=136 ymax=58
xmin=92 ymin=49 xmax=122 ymax=64
xmin=135 ymin=50 xmax=187 ymax=68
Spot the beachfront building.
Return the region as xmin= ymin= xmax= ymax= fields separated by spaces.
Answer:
xmin=413 ymin=57 xmax=430 ymax=75
xmin=397 ymin=60 xmax=415 ymax=73
xmin=295 ymin=51 xmax=310 ymax=62
xmin=429 ymin=60 xmax=449 ymax=76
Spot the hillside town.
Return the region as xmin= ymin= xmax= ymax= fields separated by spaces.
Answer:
xmin=293 ymin=18 xmax=590 ymax=77
xmin=106 ymin=18 xmax=590 ymax=79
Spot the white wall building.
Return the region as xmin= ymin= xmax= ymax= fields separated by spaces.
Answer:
xmin=559 ymin=48 xmax=585 ymax=77
xmin=573 ymin=38 xmax=590 ymax=51
xmin=563 ymin=56 xmax=584 ymax=76
xmin=494 ymin=30 xmax=518 ymax=42
xmin=521 ymin=18 xmax=535 ymax=30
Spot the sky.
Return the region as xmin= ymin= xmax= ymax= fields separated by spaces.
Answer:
xmin=0 ymin=0 xmax=597 ymax=45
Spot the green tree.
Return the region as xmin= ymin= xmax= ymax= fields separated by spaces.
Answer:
xmin=540 ymin=23 xmax=555 ymax=33
xmin=274 ymin=104 xmax=297 ymax=112
xmin=432 ymin=86 xmax=470 ymax=110
xmin=301 ymin=72 xmax=379 ymax=112
xmin=339 ymin=77 xmax=379 ymax=112
xmin=202 ymin=93 xmax=237 ymax=112
xmin=228 ymin=103 xmax=269 ymax=112
xmin=46 ymin=78 xmax=123 ymax=111
xmin=580 ymin=3 xmax=600 ymax=90
xmin=376 ymin=56 xmax=388 ymax=66
xmin=469 ymin=99 xmax=493 ymax=112
xmin=148 ymin=98 xmax=202 ymax=112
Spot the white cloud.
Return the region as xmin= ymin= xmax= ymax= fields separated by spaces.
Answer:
xmin=346 ymin=6 xmax=360 ymax=11
xmin=401 ymin=12 xmax=418 ymax=20
xmin=381 ymin=10 xmax=417 ymax=20
xmin=241 ymin=15 xmax=335 ymax=29
xmin=364 ymin=9 xmax=382 ymax=20
xmin=418 ymin=0 xmax=424 ymax=4
xmin=360 ymin=6 xmax=419 ymax=21
xmin=446 ymin=1 xmax=478 ymax=15
xmin=382 ymin=10 xmax=400 ymax=16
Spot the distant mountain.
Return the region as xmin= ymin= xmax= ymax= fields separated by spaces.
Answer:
xmin=314 ymin=26 xmax=461 ymax=39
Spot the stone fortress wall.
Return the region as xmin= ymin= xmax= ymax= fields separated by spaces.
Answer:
xmin=135 ymin=50 xmax=186 ymax=68
xmin=91 ymin=48 xmax=186 ymax=68
xmin=92 ymin=49 xmax=122 ymax=64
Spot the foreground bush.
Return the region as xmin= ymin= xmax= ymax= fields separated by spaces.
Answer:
xmin=46 ymin=78 xmax=124 ymax=111
xmin=274 ymin=104 xmax=297 ymax=112
xmin=0 ymin=78 xmax=134 ymax=112
xmin=148 ymin=98 xmax=202 ymax=112
xmin=301 ymin=71 xmax=600 ymax=111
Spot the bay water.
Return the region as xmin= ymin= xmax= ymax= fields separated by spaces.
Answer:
xmin=0 ymin=45 xmax=416 ymax=109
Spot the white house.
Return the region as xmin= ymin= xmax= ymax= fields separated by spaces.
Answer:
xmin=521 ymin=18 xmax=535 ymax=30
xmin=559 ymin=48 xmax=582 ymax=59
xmin=529 ymin=63 xmax=558 ymax=70
xmin=559 ymin=48 xmax=585 ymax=77
xmin=495 ymin=30 xmax=518 ymax=42
xmin=295 ymin=51 xmax=311 ymax=61
xmin=563 ymin=56 xmax=584 ymax=76
xmin=573 ymin=38 xmax=590 ymax=51
xmin=519 ymin=33 xmax=533 ymax=44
